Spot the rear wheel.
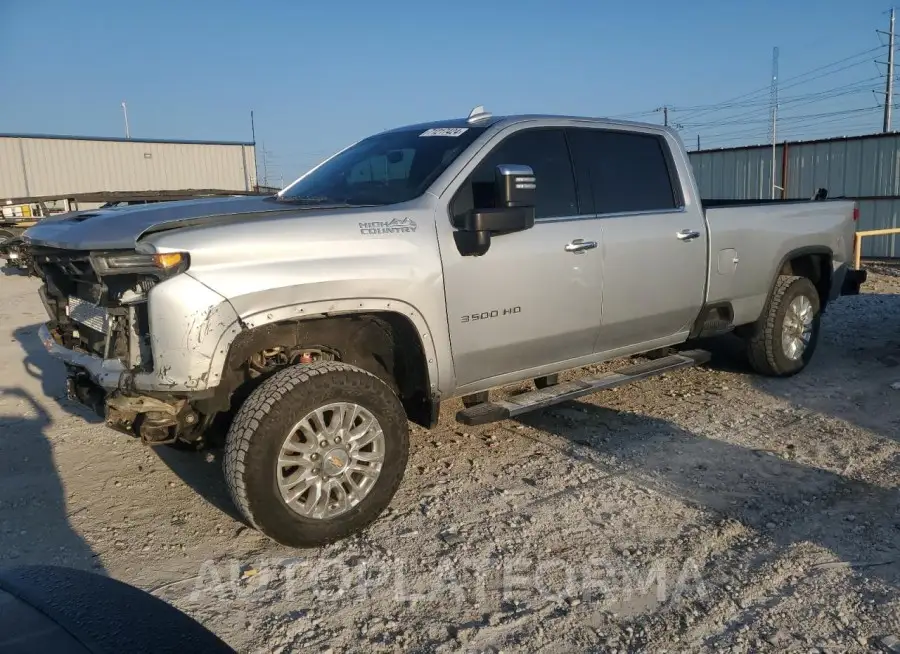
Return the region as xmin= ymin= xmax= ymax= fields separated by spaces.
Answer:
xmin=745 ymin=275 xmax=821 ymax=377
xmin=223 ymin=361 xmax=409 ymax=547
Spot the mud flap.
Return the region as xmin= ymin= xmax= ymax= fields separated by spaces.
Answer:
xmin=841 ymin=269 xmax=867 ymax=296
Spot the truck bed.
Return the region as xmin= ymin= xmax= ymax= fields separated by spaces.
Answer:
xmin=702 ymin=198 xmax=857 ymax=327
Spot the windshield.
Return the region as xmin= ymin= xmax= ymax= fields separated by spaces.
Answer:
xmin=278 ymin=125 xmax=487 ymax=206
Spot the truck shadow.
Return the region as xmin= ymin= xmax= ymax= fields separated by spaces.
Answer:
xmin=702 ymin=336 xmax=900 ymax=443
xmin=0 ymin=265 xmax=29 ymax=277
xmin=695 ymin=289 xmax=900 ymax=443
xmin=11 ymin=323 xmax=243 ymax=523
xmin=152 ymin=442 xmax=246 ymax=524
xmin=515 ymin=402 xmax=900 ymax=590
xmin=0 ymin=387 xmax=103 ymax=572
xmin=11 ymin=324 xmax=102 ymax=425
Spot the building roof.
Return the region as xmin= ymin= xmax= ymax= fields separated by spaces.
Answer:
xmin=0 ymin=132 xmax=255 ymax=147
xmin=695 ymin=130 xmax=896 ymax=154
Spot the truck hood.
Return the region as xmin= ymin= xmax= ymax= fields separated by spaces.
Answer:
xmin=22 ymin=195 xmax=298 ymax=251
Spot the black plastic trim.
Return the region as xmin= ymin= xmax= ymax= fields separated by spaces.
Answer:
xmin=462 ymin=207 xmax=535 ymax=233
xmin=689 ymin=301 xmax=736 ymax=339
xmin=757 ymin=246 xmax=835 ymax=317
xmin=841 ymin=268 xmax=868 ymax=295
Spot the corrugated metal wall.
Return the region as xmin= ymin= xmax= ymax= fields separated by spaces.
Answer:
xmin=0 ymin=135 xmax=257 ymax=200
xmin=688 ymin=134 xmax=900 ymax=258
xmin=688 ymin=145 xmax=784 ymax=201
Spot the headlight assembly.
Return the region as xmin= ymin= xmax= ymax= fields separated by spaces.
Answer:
xmin=90 ymin=251 xmax=190 ymax=277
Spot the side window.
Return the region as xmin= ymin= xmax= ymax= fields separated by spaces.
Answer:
xmin=451 ymin=128 xmax=578 ymax=222
xmin=568 ymin=128 xmax=679 ymax=214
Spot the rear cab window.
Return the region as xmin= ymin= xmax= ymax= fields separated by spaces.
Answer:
xmin=566 ymin=128 xmax=683 ymax=215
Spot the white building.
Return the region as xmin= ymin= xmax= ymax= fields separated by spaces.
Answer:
xmin=0 ymin=133 xmax=258 ymax=214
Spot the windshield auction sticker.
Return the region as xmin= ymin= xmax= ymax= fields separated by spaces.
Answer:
xmin=420 ymin=128 xmax=469 ymax=137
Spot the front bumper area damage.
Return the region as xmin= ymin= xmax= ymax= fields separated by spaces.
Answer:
xmin=41 ymin=323 xmax=157 ymax=392
xmin=44 ymin=325 xmax=206 ymax=444
xmin=33 ymin=245 xmax=243 ymax=445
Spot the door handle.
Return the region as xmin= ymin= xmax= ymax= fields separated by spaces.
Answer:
xmin=676 ymin=229 xmax=701 ymax=241
xmin=564 ymin=238 xmax=598 ymax=253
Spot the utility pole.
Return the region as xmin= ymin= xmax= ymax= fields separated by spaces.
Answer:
xmin=880 ymin=8 xmax=896 ymax=132
xmin=656 ymin=105 xmax=669 ymax=126
xmin=121 ymin=101 xmax=130 ymax=139
xmin=250 ymin=110 xmax=259 ymax=191
xmin=769 ymin=47 xmax=779 ymax=199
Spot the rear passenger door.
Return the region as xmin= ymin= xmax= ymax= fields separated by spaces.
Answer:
xmin=566 ymin=127 xmax=707 ymax=352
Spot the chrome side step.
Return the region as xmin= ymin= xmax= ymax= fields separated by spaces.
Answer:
xmin=455 ymin=349 xmax=711 ymax=426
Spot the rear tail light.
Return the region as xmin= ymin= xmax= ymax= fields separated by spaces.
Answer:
xmin=853 ymin=205 xmax=860 ymax=221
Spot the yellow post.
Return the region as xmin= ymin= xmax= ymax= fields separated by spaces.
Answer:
xmin=853 ymin=227 xmax=900 ymax=269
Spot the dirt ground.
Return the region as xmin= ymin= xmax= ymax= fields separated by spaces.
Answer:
xmin=1 ymin=265 xmax=899 ymax=654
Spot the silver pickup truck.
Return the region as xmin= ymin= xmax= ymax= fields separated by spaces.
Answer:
xmin=24 ymin=108 xmax=866 ymax=547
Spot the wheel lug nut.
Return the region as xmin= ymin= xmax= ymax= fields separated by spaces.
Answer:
xmin=334 ymin=436 xmax=341 ymax=443
xmin=311 ymin=453 xmax=319 ymax=461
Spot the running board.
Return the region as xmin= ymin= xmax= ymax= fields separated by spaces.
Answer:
xmin=455 ymin=349 xmax=711 ymax=426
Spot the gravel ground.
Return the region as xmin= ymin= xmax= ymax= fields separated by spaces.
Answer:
xmin=1 ymin=266 xmax=899 ymax=653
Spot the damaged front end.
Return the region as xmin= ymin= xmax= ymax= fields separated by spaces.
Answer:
xmin=33 ymin=246 xmax=234 ymax=446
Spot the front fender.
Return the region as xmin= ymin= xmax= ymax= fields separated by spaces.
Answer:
xmin=206 ymin=298 xmax=442 ymax=395
xmin=145 ymin=273 xmax=242 ymax=392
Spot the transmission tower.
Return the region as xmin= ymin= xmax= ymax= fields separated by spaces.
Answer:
xmin=769 ymin=46 xmax=780 ymax=199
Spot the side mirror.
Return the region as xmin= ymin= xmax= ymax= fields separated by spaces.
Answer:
xmin=454 ymin=164 xmax=537 ymax=256
xmin=494 ymin=164 xmax=536 ymax=209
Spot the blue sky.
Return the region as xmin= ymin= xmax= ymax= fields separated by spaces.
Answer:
xmin=0 ymin=0 xmax=893 ymax=183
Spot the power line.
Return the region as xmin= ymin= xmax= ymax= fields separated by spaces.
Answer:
xmin=693 ymin=116 xmax=885 ymax=149
xmin=700 ymin=106 xmax=889 ymax=136
xmin=672 ymin=44 xmax=887 ymax=121
xmin=613 ymin=41 xmax=890 ymax=147
xmin=683 ymin=48 xmax=894 ymax=146
xmin=693 ymin=106 xmax=888 ymax=143
xmin=683 ymin=86 xmax=888 ymax=129
xmin=614 ymin=15 xmax=900 ymax=148
xmin=680 ymin=78 xmax=885 ymax=129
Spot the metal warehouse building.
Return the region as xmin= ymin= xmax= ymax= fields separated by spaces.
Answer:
xmin=688 ymin=133 xmax=900 ymax=258
xmin=0 ymin=133 xmax=258 ymax=208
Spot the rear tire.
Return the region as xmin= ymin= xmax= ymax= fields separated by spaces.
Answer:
xmin=223 ymin=361 xmax=409 ymax=548
xmin=745 ymin=275 xmax=821 ymax=377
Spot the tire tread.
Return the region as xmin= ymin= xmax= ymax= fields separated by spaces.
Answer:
xmin=746 ymin=274 xmax=819 ymax=377
xmin=223 ymin=361 xmax=401 ymax=540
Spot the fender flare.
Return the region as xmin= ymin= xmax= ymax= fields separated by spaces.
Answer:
xmin=206 ymin=298 xmax=440 ymax=395
xmin=739 ymin=246 xmax=835 ymax=332
xmin=768 ymin=245 xmax=835 ymax=300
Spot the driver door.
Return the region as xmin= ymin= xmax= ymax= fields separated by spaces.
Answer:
xmin=436 ymin=126 xmax=605 ymax=388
